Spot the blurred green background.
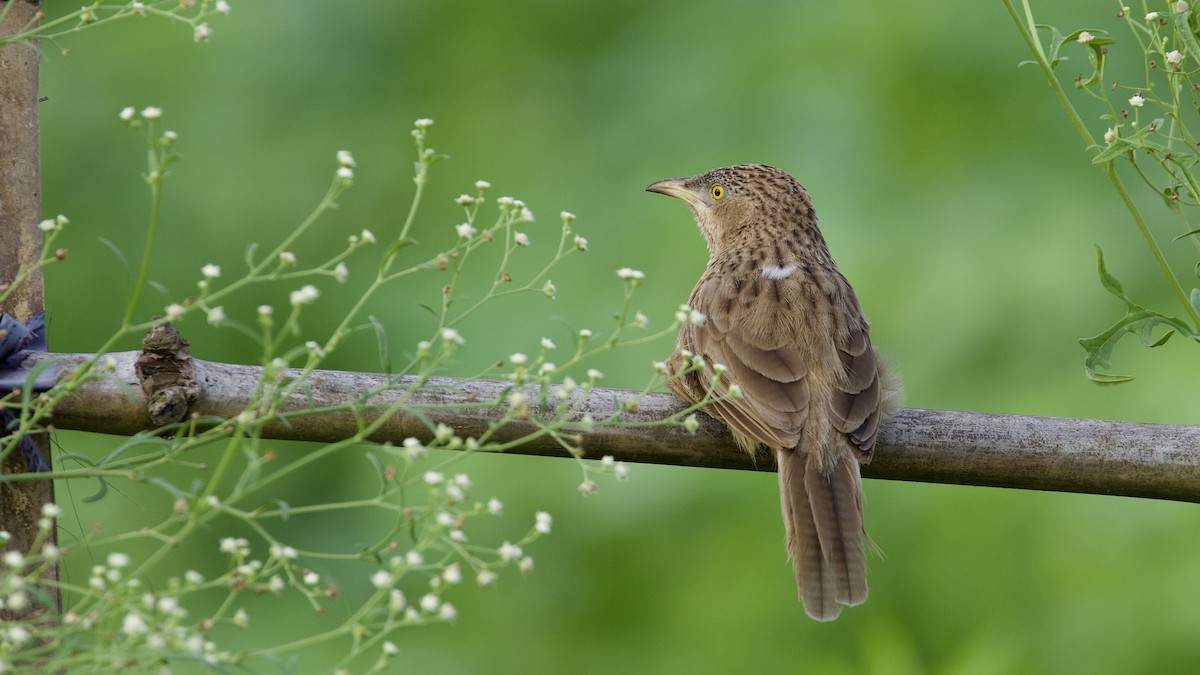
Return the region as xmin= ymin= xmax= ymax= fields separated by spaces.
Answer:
xmin=32 ymin=1 xmax=1200 ymax=673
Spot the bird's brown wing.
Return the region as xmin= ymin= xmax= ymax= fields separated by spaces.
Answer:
xmin=683 ymin=272 xmax=810 ymax=450
xmin=829 ymin=325 xmax=882 ymax=462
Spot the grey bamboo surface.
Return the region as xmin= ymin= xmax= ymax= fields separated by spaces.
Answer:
xmin=23 ymin=351 xmax=1200 ymax=503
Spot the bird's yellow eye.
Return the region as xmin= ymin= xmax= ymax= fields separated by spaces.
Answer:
xmin=711 ymin=185 xmax=725 ymax=200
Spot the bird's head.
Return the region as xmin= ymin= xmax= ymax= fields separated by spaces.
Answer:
xmin=646 ymin=164 xmax=813 ymax=253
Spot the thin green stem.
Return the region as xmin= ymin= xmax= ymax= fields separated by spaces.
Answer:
xmin=1006 ymin=0 xmax=1200 ymax=330
xmin=123 ymin=170 xmax=163 ymax=327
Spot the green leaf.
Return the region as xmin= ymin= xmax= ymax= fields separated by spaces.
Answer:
xmin=1176 ymin=10 xmax=1200 ymax=64
xmin=1080 ymin=247 xmax=1200 ymax=382
xmin=147 ymin=280 xmax=171 ymax=298
xmin=1060 ymin=29 xmax=1113 ymax=87
xmin=1038 ymin=24 xmax=1068 ymax=65
xmin=1083 ymin=367 xmax=1134 ymax=384
xmin=1081 ymin=310 xmax=1194 ymax=384
xmin=379 ymin=237 xmax=418 ymax=274
xmin=1192 ymin=288 xmax=1200 ymax=316
xmin=96 ymin=236 xmax=130 ymax=272
xmin=1173 ymin=227 xmax=1200 ymax=242
xmin=1091 ymin=139 xmax=1132 ymax=164
xmin=1091 ymin=119 xmax=1167 ymax=165
xmin=1093 ymin=245 xmax=1138 ymax=306
xmin=146 ymin=477 xmax=191 ymax=500
xmin=368 ymin=314 xmax=391 ymax=375
xmin=1136 ymin=320 xmax=1174 ymax=347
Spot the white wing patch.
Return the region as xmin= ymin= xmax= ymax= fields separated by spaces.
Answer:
xmin=761 ymin=263 xmax=797 ymax=280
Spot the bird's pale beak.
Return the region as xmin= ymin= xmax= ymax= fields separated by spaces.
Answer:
xmin=645 ymin=177 xmax=695 ymax=203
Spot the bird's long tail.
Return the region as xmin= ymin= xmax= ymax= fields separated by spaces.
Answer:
xmin=777 ymin=447 xmax=867 ymax=621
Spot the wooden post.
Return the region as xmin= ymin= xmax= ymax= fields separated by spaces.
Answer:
xmin=0 ymin=0 xmax=60 ymax=614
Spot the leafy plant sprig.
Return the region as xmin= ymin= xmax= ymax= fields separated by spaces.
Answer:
xmin=1007 ymin=0 xmax=1200 ymax=382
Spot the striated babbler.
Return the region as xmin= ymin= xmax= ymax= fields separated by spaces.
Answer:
xmin=647 ymin=164 xmax=898 ymax=621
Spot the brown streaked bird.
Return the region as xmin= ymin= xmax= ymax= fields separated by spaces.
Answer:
xmin=647 ymin=164 xmax=897 ymax=621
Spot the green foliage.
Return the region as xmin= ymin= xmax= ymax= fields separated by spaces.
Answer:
xmin=5 ymin=2 xmax=1200 ymax=674
xmin=1010 ymin=0 xmax=1200 ymax=382
xmin=1 ymin=85 xmax=727 ymax=673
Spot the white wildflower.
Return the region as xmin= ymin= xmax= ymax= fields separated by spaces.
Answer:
xmin=122 ymin=612 xmax=148 ymax=636
xmin=206 ymin=306 xmax=225 ymax=326
xmin=498 ymin=542 xmax=523 ymax=561
xmin=403 ymin=437 xmax=427 ymax=460
xmin=389 ymin=589 xmax=406 ymax=611
xmin=290 ymin=284 xmax=320 ymax=306
xmin=419 ymin=593 xmax=440 ymax=612
xmin=614 ymin=462 xmax=630 ymax=481
xmin=7 ymin=626 xmax=31 ymax=646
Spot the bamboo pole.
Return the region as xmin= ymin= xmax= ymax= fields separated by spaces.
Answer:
xmin=23 ymin=350 xmax=1200 ymax=504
